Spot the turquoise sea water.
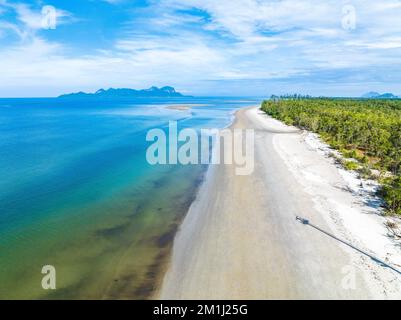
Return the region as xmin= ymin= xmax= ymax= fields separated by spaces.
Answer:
xmin=0 ymin=97 xmax=259 ymax=299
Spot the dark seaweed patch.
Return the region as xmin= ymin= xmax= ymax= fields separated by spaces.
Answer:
xmin=95 ymin=223 xmax=129 ymax=239
xmin=126 ymin=203 xmax=144 ymax=218
xmin=155 ymin=224 xmax=179 ymax=248
xmin=152 ymin=177 xmax=169 ymax=189
xmin=133 ymin=250 xmax=168 ymax=299
xmin=104 ymin=273 xmax=140 ymax=299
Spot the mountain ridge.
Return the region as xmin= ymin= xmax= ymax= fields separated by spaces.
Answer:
xmin=58 ymin=86 xmax=186 ymax=98
xmin=362 ymin=91 xmax=399 ymax=99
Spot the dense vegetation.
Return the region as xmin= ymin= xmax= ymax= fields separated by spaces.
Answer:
xmin=261 ymin=97 xmax=401 ymax=215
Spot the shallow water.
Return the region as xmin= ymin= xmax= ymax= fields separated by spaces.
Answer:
xmin=0 ymin=96 xmax=259 ymax=299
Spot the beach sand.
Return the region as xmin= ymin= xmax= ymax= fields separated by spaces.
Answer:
xmin=166 ymin=105 xmax=191 ymax=111
xmin=157 ymin=106 xmax=401 ymax=299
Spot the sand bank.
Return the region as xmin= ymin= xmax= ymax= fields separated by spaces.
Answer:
xmin=166 ymin=104 xmax=210 ymax=111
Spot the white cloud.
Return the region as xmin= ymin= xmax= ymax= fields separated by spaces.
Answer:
xmin=1 ymin=0 xmax=401 ymax=96
xmin=156 ymin=0 xmax=401 ymax=69
xmin=0 ymin=0 xmax=72 ymax=39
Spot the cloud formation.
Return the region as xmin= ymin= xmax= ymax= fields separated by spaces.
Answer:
xmin=0 ymin=0 xmax=401 ymax=97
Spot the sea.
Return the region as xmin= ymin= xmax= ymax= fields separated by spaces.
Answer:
xmin=0 ymin=96 xmax=260 ymax=299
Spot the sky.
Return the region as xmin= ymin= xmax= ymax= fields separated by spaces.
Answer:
xmin=1 ymin=0 xmax=401 ymax=97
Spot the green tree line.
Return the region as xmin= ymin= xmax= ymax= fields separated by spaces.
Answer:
xmin=261 ymin=97 xmax=401 ymax=215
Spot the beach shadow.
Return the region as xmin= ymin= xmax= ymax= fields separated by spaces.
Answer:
xmin=296 ymin=216 xmax=401 ymax=276
xmin=362 ymin=197 xmax=383 ymax=210
xmin=332 ymin=183 xmax=385 ymax=214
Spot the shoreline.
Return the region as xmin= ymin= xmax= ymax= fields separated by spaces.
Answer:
xmin=156 ymin=106 xmax=401 ymax=299
xmin=147 ymin=168 xmax=209 ymax=299
xmin=150 ymin=106 xmax=254 ymax=299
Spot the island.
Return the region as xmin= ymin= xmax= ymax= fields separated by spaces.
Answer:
xmin=58 ymin=86 xmax=186 ymax=98
xmin=362 ymin=91 xmax=399 ymax=99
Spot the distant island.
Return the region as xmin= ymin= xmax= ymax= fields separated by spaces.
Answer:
xmin=361 ymin=91 xmax=399 ymax=99
xmin=58 ymin=86 xmax=186 ymax=98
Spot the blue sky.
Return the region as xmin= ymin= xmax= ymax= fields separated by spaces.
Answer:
xmin=1 ymin=0 xmax=401 ymax=97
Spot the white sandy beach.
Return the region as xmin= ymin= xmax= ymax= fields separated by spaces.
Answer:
xmin=158 ymin=106 xmax=401 ymax=299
